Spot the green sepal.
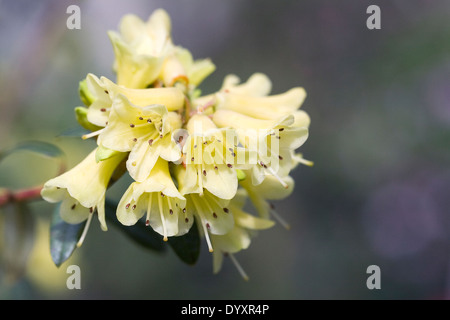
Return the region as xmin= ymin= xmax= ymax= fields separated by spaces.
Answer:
xmin=236 ymin=169 xmax=246 ymax=181
xmin=74 ymin=106 xmax=102 ymax=132
xmin=95 ymin=144 xmax=123 ymax=163
xmin=79 ymin=79 xmax=95 ymax=106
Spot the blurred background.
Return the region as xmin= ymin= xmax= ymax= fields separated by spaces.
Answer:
xmin=1 ymin=0 xmax=450 ymax=299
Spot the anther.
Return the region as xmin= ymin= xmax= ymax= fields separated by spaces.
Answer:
xmin=213 ymin=212 xmax=217 ymax=219
xmin=125 ymin=203 xmax=131 ymax=209
xmin=130 ymin=123 xmax=135 ymax=128
xmin=71 ymin=204 xmax=76 ymax=210
xmin=227 ymin=164 xmax=233 ymax=168
xmin=132 ymin=205 xmax=136 ymax=210
xmin=169 ymin=209 xmax=173 ymax=215
xmin=139 ymin=116 xmax=143 ymax=120
xmin=100 ymin=108 xmax=106 ymax=112
xmin=147 ymin=118 xmax=152 ymax=123
xmin=223 ymin=208 xmax=229 ymax=213
xmin=203 ymin=170 xmax=207 ymax=176
xmin=148 ymin=139 xmax=153 ymax=146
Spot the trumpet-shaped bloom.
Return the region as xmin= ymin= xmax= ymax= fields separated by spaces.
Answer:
xmin=96 ymin=94 xmax=182 ymax=182
xmin=213 ymin=109 xmax=308 ymax=186
xmin=80 ymin=73 xmax=186 ymax=129
xmin=175 ymin=165 xmax=234 ymax=252
xmin=181 ymin=114 xmax=251 ymax=200
xmin=117 ymin=158 xmax=190 ymax=241
xmin=108 ymin=9 xmax=174 ymax=88
xmin=194 ymin=73 xmax=307 ymax=121
xmin=239 ymin=174 xmax=295 ymax=229
xmin=40 ymin=149 xmax=126 ymax=231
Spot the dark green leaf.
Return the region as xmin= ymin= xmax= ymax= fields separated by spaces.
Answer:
xmin=167 ymin=220 xmax=200 ymax=265
xmin=50 ymin=204 xmax=85 ymax=267
xmin=0 ymin=140 xmax=64 ymax=163
xmin=104 ymin=199 xmax=166 ymax=252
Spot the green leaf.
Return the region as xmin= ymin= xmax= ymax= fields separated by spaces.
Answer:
xmin=0 ymin=141 xmax=64 ymax=163
xmin=104 ymin=199 xmax=166 ymax=252
xmin=50 ymin=203 xmax=85 ymax=267
xmin=167 ymin=220 xmax=200 ymax=265
xmin=56 ymin=126 xmax=90 ymax=138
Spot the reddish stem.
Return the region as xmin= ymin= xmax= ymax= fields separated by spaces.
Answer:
xmin=0 ymin=185 xmax=43 ymax=207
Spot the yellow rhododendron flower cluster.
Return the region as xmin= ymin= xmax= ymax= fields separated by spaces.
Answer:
xmin=41 ymin=9 xmax=312 ymax=278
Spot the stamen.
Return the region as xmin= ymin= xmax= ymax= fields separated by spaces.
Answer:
xmin=77 ymin=211 xmax=94 ymax=247
xmin=158 ymin=195 xmax=168 ymax=241
xmin=130 ymin=123 xmax=135 ymax=128
xmin=197 ymin=99 xmax=215 ymax=113
xmin=82 ymin=128 xmax=105 ymax=140
xmin=146 ymin=194 xmax=152 ymax=226
xmin=203 ymin=222 xmax=213 ymax=252
xmin=228 ymin=253 xmax=249 ymax=281
xmin=269 ymin=204 xmax=291 ymax=230
xmin=192 ymin=196 xmax=213 ymax=252
xmin=266 ymin=166 xmax=289 ymax=189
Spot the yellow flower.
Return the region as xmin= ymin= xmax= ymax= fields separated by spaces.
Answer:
xmin=175 ymin=165 xmax=234 ymax=253
xmin=40 ymin=149 xmax=126 ymax=232
xmin=79 ymin=73 xmax=185 ymax=129
xmin=194 ymin=73 xmax=308 ymax=123
xmin=117 ymin=158 xmax=190 ymax=241
xmin=107 ymin=9 xmax=215 ymax=90
xmin=239 ymin=174 xmax=295 ymax=229
xmin=95 ymin=94 xmax=183 ymax=182
xmin=212 ymin=109 xmax=309 ymax=186
xmin=108 ymin=9 xmax=174 ymax=88
xmin=180 ymin=114 xmax=251 ymax=200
